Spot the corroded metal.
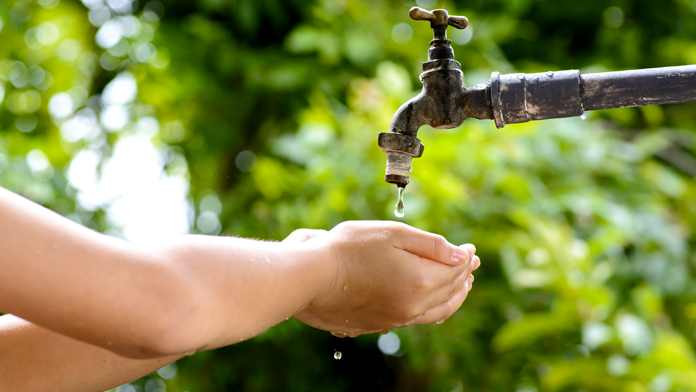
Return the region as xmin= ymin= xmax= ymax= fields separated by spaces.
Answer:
xmin=581 ymin=66 xmax=696 ymax=110
xmin=490 ymin=70 xmax=584 ymax=128
xmin=489 ymin=65 xmax=696 ymax=128
xmin=378 ymin=8 xmax=481 ymax=187
xmin=379 ymin=8 xmax=696 ymax=188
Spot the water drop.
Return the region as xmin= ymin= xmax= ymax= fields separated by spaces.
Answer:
xmin=345 ymin=320 xmax=349 ymax=323
xmin=581 ymin=111 xmax=588 ymax=120
xmin=394 ymin=187 xmax=405 ymax=218
xmin=334 ymin=351 xmax=342 ymax=360
xmin=436 ymin=320 xmax=445 ymax=325
xmin=342 ymin=283 xmax=349 ymax=291
xmin=546 ymin=71 xmax=554 ymax=77
xmin=517 ymin=74 xmax=524 ymax=80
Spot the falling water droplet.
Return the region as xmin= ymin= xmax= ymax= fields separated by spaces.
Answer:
xmin=394 ymin=187 xmax=405 ymax=218
xmin=334 ymin=351 xmax=342 ymax=360
xmin=581 ymin=111 xmax=588 ymax=120
xmin=546 ymin=71 xmax=554 ymax=77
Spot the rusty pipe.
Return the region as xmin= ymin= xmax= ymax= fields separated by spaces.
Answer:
xmin=490 ymin=65 xmax=696 ymax=128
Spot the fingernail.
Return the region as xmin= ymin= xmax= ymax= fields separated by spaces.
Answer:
xmin=454 ymin=246 xmax=470 ymax=263
xmin=464 ymin=281 xmax=469 ymax=292
xmin=474 ymin=256 xmax=481 ymax=269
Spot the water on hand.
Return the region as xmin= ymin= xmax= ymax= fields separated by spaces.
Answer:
xmin=394 ymin=187 xmax=405 ymax=218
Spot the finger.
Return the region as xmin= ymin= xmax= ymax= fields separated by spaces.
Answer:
xmin=471 ymin=255 xmax=481 ymax=271
xmin=412 ymin=275 xmax=471 ymax=325
xmin=283 ymin=229 xmax=328 ymax=243
xmin=330 ymin=329 xmax=381 ymax=338
xmin=460 ymin=243 xmax=476 ymax=263
xmin=397 ymin=226 xmax=473 ymax=267
xmin=426 ymin=269 xmax=470 ymax=308
xmin=422 ymin=250 xmax=477 ymax=291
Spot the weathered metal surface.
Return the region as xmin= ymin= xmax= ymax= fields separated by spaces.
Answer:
xmin=377 ymin=132 xmax=424 ymax=157
xmin=581 ymin=65 xmax=696 ymax=110
xmin=526 ymin=71 xmax=583 ymax=120
xmin=409 ymin=7 xmax=467 ymax=65
xmin=490 ymin=70 xmax=583 ymax=128
xmin=489 ymin=66 xmax=696 ymax=128
xmin=409 ymin=7 xmax=468 ymax=30
xmin=384 ymin=152 xmax=412 ymax=188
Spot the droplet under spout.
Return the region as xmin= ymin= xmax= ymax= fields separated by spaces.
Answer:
xmin=394 ymin=186 xmax=405 ymax=218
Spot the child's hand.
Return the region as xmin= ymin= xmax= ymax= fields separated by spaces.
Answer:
xmin=286 ymin=221 xmax=479 ymax=337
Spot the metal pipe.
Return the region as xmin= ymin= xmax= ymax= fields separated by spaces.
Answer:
xmin=490 ymin=65 xmax=696 ymax=128
xmin=581 ymin=65 xmax=696 ymax=110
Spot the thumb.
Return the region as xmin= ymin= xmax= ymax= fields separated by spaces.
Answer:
xmin=397 ymin=226 xmax=473 ymax=267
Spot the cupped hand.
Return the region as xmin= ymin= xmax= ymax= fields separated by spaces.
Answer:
xmin=285 ymin=221 xmax=480 ymax=337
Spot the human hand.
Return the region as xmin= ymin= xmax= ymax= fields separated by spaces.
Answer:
xmin=286 ymin=221 xmax=480 ymax=337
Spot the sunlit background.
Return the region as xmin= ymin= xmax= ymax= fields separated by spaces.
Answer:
xmin=2 ymin=0 xmax=696 ymax=390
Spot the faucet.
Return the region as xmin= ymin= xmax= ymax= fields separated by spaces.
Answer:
xmin=378 ymin=7 xmax=696 ymax=190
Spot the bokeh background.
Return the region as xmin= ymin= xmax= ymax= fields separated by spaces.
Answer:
xmin=2 ymin=0 xmax=696 ymax=390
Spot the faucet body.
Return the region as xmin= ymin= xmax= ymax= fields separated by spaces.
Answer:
xmin=379 ymin=59 xmax=491 ymax=187
xmin=379 ymin=7 xmax=696 ymax=189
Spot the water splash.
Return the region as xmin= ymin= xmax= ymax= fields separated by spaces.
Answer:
xmin=394 ymin=187 xmax=405 ymax=218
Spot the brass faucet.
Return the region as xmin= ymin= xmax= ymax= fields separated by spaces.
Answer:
xmin=379 ymin=7 xmax=696 ymax=190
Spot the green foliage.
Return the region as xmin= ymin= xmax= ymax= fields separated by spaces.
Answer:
xmin=2 ymin=0 xmax=696 ymax=391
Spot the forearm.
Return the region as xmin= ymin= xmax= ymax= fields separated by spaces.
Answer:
xmin=0 ymin=187 xmax=333 ymax=358
xmin=149 ymin=235 xmax=333 ymax=354
xmin=0 ymin=315 xmax=181 ymax=392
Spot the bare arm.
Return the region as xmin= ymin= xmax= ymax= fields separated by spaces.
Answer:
xmin=0 ymin=315 xmax=182 ymax=392
xmin=0 ymin=186 xmax=478 ymax=360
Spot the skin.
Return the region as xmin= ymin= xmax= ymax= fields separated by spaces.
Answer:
xmin=0 ymin=315 xmax=183 ymax=392
xmin=0 ymin=186 xmax=480 ymax=390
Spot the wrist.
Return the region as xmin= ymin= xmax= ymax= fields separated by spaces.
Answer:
xmin=291 ymin=239 xmax=340 ymax=312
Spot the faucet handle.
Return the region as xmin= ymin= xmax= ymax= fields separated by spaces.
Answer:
xmin=409 ymin=7 xmax=468 ymax=30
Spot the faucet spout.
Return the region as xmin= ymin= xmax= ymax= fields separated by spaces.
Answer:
xmin=378 ymin=59 xmax=492 ymax=188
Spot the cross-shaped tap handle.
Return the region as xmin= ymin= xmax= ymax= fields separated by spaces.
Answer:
xmin=409 ymin=7 xmax=468 ymax=30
